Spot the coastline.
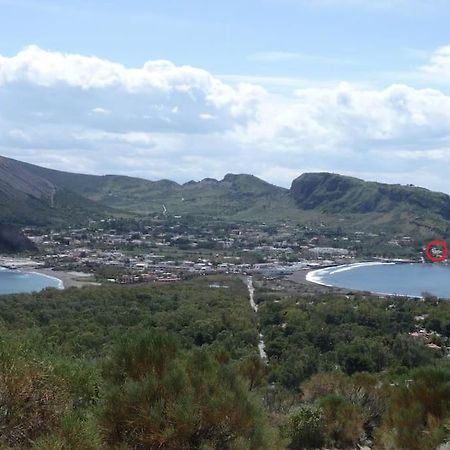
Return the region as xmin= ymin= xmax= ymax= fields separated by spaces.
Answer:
xmin=305 ymin=261 xmax=396 ymax=287
xmin=1 ymin=258 xmax=101 ymax=290
xmin=289 ymin=262 xmax=450 ymax=299
xmin=0 ymin=264 xmax=101 ymax=294
xmin=29 ymin=270 xmax=64 ymax=289
xmin=31 ymin=268 xmax=101 ymax=289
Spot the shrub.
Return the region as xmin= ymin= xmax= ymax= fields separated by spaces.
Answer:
xmin=31 ymin=413 xmax=101 ymax=450
xmin=302 ymin=372 xmax=385 ymax=431
xmin=375 ymin=367 xmax=450 ymax=450
xmin=100 ymin=331 xmax=279 ymax=449
xmin=239 ymin=354 xmax=267 ymax=391
xmin=0 ymin=339 xmax=71 ymax=448
xmin=283 ymin=405 xmax=325 ymax=449
xmin=317 ymin=394 xmax=365 ymax=448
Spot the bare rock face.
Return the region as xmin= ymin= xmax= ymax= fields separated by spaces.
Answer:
xmin=0 ymin=156 xmax=56 ymax=207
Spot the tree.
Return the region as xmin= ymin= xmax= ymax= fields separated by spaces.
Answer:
xmin=239 ymin=354 xmax=267 ymax=391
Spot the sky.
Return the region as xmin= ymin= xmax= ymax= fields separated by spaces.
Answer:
xmin=1 ymin=0 xmax=450 ymax=193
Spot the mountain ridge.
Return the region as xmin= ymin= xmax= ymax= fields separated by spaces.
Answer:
xmin=291 ymin=172 xmax=450 ymax=218
xmin=0 ymin=155 xmax=449 ymax=239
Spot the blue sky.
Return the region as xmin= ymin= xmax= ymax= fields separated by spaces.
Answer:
xmin=1 ymin=0 xmax=450 ymax=192
xmin=1 ymin=0 xmax=449 ymax=82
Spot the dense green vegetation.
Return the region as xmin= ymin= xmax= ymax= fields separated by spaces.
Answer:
xmin=255 ymin=286 xmax=450 ymax=448
xmin=0 ymin=331 xmax=278 ymax=449
xmin=0 ymin=278 xmax=257 ymax=358
xmin=257 ymin=290 xmax=450 ymax=389
xmin=2 ymin=276 xmax=450 ymax=448
xmin=0 ymin=278 xmax=280 ymax=449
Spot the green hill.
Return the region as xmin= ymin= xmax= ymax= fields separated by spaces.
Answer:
xmin=2 ymin=155 xmax=450 ymax=238
xmin=0 ymin=156 xmax=116 ymax=226
xmin=291 ymin=172 xmax=450 ymax=217
xmin=20 ymin=159 xmax=297 ymax=219
xmin=291 ymin=172 xmax=450 ymax=236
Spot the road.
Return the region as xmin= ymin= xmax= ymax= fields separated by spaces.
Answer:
xmin=246 ymin=276 xmax=268 ymax=361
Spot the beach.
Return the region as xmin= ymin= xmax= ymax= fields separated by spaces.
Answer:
xmin=0 ymin=257 xmax=101 ymax=289
xmin=285 ymin=267 xmax=340 ymax=295
xmin=286 ymin=264 xmax=378 ymax=296
xmin=32 ymin=268 xmax=101 ymax=289
xmin=288 ymin=262 xmax=450 ymax=299
xmin=286 ymin=268 xmax=310 ymax=284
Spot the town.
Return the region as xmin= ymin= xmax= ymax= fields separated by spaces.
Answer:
xmin=11 ymin=214 xmax=422 ymax=286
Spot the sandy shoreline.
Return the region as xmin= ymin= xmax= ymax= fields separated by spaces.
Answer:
xmin=288 ymin=262 xmax=395 ymax=286
xmin=29 ymin=268 xmax=101 ymax=289
xmin=305 ymin=262 xmax=395 ymax=287
xmin=286 ymin=268 xmax=310 ymax=284
xmin=286 ymin=263 xmax=381 ymax=296
xmin=287 ymin=262 xmax=448 ymax=299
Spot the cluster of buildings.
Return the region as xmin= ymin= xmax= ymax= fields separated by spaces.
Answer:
xmin=410 ymin=315 xmax=450 ymax=355
xmin=22 ymin=216 xmax=419 ymax=285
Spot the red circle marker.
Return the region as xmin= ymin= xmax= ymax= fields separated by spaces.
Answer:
xmin=425 ymin=240 xmax=448 ymax=263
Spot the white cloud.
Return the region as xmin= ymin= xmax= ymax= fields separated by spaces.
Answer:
xmin=0 ymin=45 xmax=265 ymax=134
xmin=421 ymin=45 xmax=450 ymax=81
xmin=231 ymin=82 xmax=450 ymax=190
xmin=91 ymin=107 xmax=110 ymax=115
xmin=240 ymin=82 xmax=450 ymax=150
xmin=1 ymin=46 xmax=450 ymax=194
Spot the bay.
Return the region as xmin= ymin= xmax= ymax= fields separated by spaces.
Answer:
xmin=305 ymin=262 xmax=450 ymax=299
xmin=0 ymin=267 xmax=63 ymax=295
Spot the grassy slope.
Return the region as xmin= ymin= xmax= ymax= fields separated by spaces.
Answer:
xmin=291 ymin=173 xmax=450 ymax=237
xmin=0 ymin=187 xmax=119 ymax=226
xmin=10 ymin=157 xmax=450 ymax=236
xmin=0 ymin=157 xmax=125 ymax=225
xmin=22 ymin=160 xmax=300 ymax=219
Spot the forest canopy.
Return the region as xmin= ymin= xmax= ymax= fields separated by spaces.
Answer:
xmin=1 ymin=276 xmax=450 ymax=448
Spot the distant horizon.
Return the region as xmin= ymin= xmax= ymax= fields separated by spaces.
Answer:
xmin=1 ymin=1 xmax=450 ymax=194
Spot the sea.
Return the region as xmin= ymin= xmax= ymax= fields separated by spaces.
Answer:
xmin=0 ymin=267 xmax=63 ymax=295
xmin=305 ymin=262 xmax=450 ymax=299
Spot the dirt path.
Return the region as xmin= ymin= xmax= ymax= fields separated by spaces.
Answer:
xmin=246 ymin=276 xmax=267 ymax=361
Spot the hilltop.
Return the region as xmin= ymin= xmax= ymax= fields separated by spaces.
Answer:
xmin=1 ymin=155 xmax=449 ymax=238
xmin=290 ymin=172 xmax=450 ymax=236
xmin=18 ymin=159 xmax=294 ymax=220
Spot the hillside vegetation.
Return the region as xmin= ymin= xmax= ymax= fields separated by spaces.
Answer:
xmin=1 ymin=155 xmax=449 ymax=239
xmin=1 ymin=277 xmax=450 ymax=448
xmin=291 ymin=172 xmax=450 ymax=236
xmin=0 ymin=156 xmax=116 ymax=226
xmin=22 ymin=158 xmax=296 ymax=219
